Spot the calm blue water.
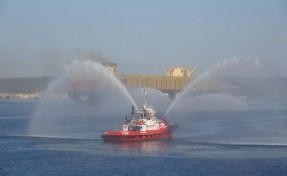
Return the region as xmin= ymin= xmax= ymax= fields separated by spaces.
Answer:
xmin=1 ymin=99 xmax=287 ymax=176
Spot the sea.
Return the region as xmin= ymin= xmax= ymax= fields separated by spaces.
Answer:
xmin=1 ymin=99 xmax=287 ymax=176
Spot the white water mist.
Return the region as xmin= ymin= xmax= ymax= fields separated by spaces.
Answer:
xmin=165 ymin=57 xmax=261 ymax=115
xmin=29 ymin=60 xmax=138 ymax=138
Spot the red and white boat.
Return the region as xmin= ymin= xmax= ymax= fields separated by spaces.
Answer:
xmin=101 ymin=95 xmax=178 ymax=142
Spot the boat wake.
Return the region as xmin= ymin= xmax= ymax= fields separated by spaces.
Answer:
xmin=0 ymin=134 xmax=100 ymax=141
xmin=172 ymin=137 xmax=287 ymax=148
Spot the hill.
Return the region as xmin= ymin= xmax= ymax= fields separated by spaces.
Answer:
xmin=0 ymin=77 xmax=54 ymax=93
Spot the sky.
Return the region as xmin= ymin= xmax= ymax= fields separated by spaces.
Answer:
xmin=0 ymin=0 xmax=286 ymax=78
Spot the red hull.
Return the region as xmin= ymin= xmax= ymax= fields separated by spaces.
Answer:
xmin=102 ymin=123 xmax=178 ymax=142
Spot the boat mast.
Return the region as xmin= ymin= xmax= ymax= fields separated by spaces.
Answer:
xmin=143 ymin=88 xmax=147 ymax=105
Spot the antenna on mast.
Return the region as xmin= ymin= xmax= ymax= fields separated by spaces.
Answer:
xmin=142 ymin=88 xmax=147 ymax=105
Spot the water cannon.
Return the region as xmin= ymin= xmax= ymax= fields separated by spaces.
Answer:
xmin=131 ymin=106 xmax=135 ymax=115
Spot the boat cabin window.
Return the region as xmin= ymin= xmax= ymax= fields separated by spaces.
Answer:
xmin=139 ymin=112 xmax=146 ymax=119
xmin=134 ymin=126 xmax=141 ymax=131
xmin=129 ymin=126 xmax=141 ymax=131
xmin=147 ymin=114 xmax=151 ymax=120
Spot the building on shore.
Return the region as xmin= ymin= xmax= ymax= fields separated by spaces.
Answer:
xmin=0 ymin=92 xmax=41 ymax=100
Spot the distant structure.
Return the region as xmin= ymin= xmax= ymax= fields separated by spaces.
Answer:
xmin=119 ymin=66 xmax=195 ymax=99
xmin=102 ymin=63 xmax=118 ymax=76
xmin=164 ymin=67 xmax=195 ymax=77
xmin=67 ymin=62 xmax=218 ymax=102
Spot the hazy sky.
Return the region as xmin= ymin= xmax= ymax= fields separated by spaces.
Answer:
xmin=0 ymin=0 xmax=286 ymax=77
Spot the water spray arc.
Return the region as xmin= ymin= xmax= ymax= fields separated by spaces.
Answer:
xmin=165 ymin=57 xmax=262 ymax=115
xmin=29 ymin=56 xmax=266 ymax=139
xmin=29 ymin=60 xmax=139 ymax=137
xmin=64 ymin=60 xmax=138 ymax=109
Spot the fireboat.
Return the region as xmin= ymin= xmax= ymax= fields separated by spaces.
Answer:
xmin=101 ymin=92 xmax=178 ymax=142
